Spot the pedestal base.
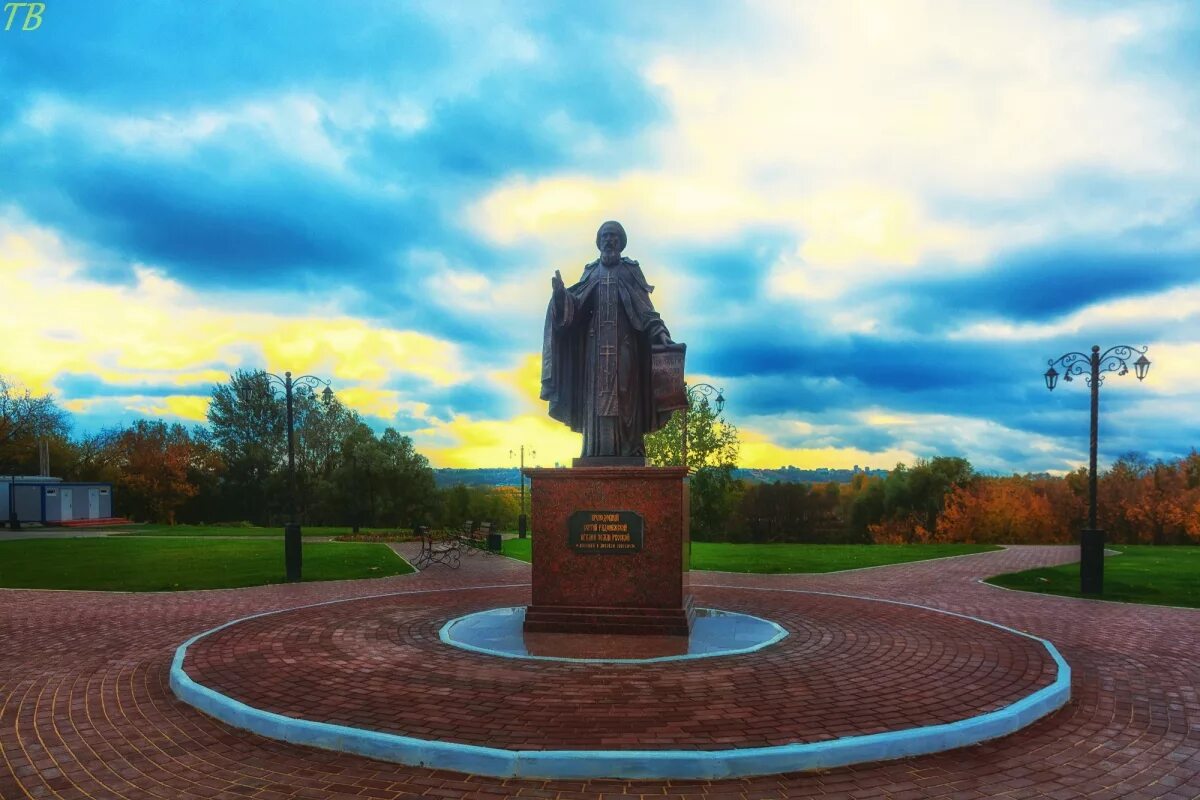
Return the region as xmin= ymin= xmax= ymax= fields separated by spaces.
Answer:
xmin=523 ymin=466 xmax=690 ymax=636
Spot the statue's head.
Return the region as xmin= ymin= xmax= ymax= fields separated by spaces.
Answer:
xmin=596 ymin=220 xmax=627 ymax=266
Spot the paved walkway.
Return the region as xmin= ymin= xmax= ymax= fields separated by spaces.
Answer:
xmin=2 ymin=546 xmax=1198 ymax=799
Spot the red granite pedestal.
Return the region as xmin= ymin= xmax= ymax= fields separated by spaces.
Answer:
xmin=522 ymin=466 xmax=692 ymax=636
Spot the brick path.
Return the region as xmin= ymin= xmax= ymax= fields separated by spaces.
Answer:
xmin=183 ymin=585 xmax=1056 ymax=750
xmin=2 ymin=545 xmax=1198 ymax=799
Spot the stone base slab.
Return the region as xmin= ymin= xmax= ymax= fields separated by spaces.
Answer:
xmin=524 ymin=595 xmax=696 ymax=635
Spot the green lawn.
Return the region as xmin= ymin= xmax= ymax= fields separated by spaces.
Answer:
xmin=689 ymin=542 xmax=1000 ymax=573
xmin=502 ymin=537 xmax=532 ymax=561
xmin=985 ymin=545 xmax=1200 ymax=608
xmin=112 ymin=524 xmax=391 ymax=537
xmin=0 ymin=538 xmax=413 ymax=591
xmin=501 ymin=538 xmax=999 ymax=573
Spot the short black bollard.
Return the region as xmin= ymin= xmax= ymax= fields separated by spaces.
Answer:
xmin=1080 ymin=528 xmax=1104 ymax=595
xmin=518 ymin=513 xmax=527 ymax=539
xmin=284 ymin=523 xmax=302 ymax=583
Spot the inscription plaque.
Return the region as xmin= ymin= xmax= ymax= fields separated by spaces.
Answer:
xmin=568 ymin=510 xmax=644 ymax=554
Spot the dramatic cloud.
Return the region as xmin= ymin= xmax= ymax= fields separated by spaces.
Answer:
xmin=1 ymin=1 xmax=1197 ymax=471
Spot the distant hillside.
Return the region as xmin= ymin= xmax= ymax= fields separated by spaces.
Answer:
xmin=732 ymin=466 xmax=889 ymax=484
xmin=434 ymin=468 xmax=523 ymax=488
xmin=433 ymin=466 xmax=889 ymax=488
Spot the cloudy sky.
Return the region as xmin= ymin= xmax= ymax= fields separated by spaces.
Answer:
xmin=1 ymin=1 xmax=1197 ymax=472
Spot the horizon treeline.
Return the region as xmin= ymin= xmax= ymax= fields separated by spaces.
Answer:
xmin=0 ymin=372 xmax=518 ymax=529
xmin=695 ymin=453 xmax=1200 ymax=545
xmin=2 ymin=374 xmax=1197 ymax=543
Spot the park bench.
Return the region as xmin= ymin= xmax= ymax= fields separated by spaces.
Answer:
xmin=412 ymin=525 xmax=460 ymax=569
xmin=459 ymin=521 xmax=499 ymax=554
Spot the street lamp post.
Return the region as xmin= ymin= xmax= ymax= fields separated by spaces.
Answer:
xmin=7 ymin=472 xmax=18 ymax=531
xmin=253 ymin=371 xmax=332 ymax=582
xmin=509 ymin=445 xmax=535 ymax=538
xmin=1044 ymin=344 xmax=1150 ymax=595
xmin=349 ymin=448 xmax=360 ymax=535
xmin=682 ymin=383 xmax=726 ymax=471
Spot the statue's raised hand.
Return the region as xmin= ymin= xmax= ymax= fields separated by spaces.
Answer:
xmin=551 ymin=270 xmax=565 ymax=296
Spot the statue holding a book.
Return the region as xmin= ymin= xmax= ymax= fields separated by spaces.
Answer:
xmin=540 ymin=220 xmax=686 ymax=464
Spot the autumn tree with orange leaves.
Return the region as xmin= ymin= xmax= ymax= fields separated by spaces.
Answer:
xmin=937 ymin=476 xmax=1069 ymax=544
xmin=1118 ymin=452 xmax=1200 ymax=544
xmin=112 ymin=420 xmax=218 ymax=524
xmin=933 ymin=453 xmax=1199 ymax=545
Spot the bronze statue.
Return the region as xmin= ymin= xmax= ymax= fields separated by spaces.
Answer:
xmin=540 ymin=221 xmax=685 ymax=463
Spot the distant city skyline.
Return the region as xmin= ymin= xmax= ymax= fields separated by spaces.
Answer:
xmin=2 ymin=2 xmax=1197 ymax=473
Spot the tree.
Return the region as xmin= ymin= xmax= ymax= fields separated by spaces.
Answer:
xmin=645 ymin=393 xmax=739 ymax=469
xmin=844 ymin=473 xmax=884 ymax=542
xmin=373 ymin=427 xmax=437 ymax=526
xmin=645 ymin=392 xmax=742 ymax=537
xmin=58 ymin=427 xmax=123 ymax=483
xmin=176 ymin=427 xmax=225 ymax=524
xmin=111 ymin=420 xmax=202 ymax=524
xmin=881 ymin=463 xmax=912 ymax=519
xmin=1033 ymin=471 xmax=1086 ymax=537
xmin=294 ymin=388 xmax=360 ymax=522
xmin=937 ymin=476 xmax=1063 ymax=544
xmin=689 ymin=464 xmax=742 ymax=539
xmin=907 ymin=456 xmax=975 ymax=533
xmin=730 ymin=480 xmax=850 ymax=543
xmin=1124 ymin=459 xmax=1195 ymax=545
xmin=0 ymin=376 xmax=70 ymax=472
xmin=430 ymin=484 xmax=519 ymax=531
xmin=326 ymin=423 xmax=437 ymax=528
xmin=868 ymin=457 xmax=974 ymax=542
xmin=207 ymin=370 xmax=286 ymax=524
xmin=1097 ymin=453 xmax=1146 ymax=543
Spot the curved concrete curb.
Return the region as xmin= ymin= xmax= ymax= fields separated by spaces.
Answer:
xmin=170 ymin=588 xmax=1071 ymax=780
xmin=438 ymin=606 xmax=789 ymax=664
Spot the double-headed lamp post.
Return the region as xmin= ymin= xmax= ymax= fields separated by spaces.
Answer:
xmin=682 ymin=383 xmax=726 ymax=470
xmin=1044 ymin=344 xmax=1150 ymax=595
xmin=256 ymin=371 xmax=333 ymax=582
xmin=510 ymin=445 xmax=535 ymax=538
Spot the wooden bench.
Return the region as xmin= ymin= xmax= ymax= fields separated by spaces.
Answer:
xmin=458 ymin=521 xmax=498 ymax=554
xmin=411 ymin=525 xmax=460 ymax=569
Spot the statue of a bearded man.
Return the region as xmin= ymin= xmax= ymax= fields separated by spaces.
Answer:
xmin=540 ymin=221 xmax=685 ymax=464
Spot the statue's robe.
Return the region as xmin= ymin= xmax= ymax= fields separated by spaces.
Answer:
xmin=540 ymin=256 xmax=674 ymax=458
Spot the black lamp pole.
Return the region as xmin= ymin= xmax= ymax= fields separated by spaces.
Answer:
xmin=1044 ymin=344 xmax=1150 ymax=594
xmin=510 ymin=445 xmax=535 ymax=538
xmin=257 ymin=371 xmax=332 ymax=582
xmin=349 ymin=448 xmax=360 ymax=534
xmin=7 ymin=472 xmax=18 ymax=531
xmin=682 ymin=383 xmax=726 ymax=470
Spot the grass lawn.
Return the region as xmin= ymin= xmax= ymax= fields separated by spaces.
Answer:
xmin=502 ymin=538 xmax=999 ymax=573
xmin=985 ymin=545 xmax=1200 ymax=608
xmin=502 ymin=537 xmax=532 ymax=562
xmin=0 ymin=538 xmax=413 ymax=591
xmin=111 ymin=524 xmax=389 ymax=537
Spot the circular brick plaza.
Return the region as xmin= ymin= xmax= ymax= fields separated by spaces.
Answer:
xmin=2 ymin=544 xmax=1198 ymax=798
xmin=173 ymin=583 xmax=1065 ymax=777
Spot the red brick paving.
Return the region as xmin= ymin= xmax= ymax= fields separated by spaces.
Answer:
xmin=1 ymin=545 xmax=1198 ymax=798
xmin=182 ymin=585 xmax=1056 ymax=749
